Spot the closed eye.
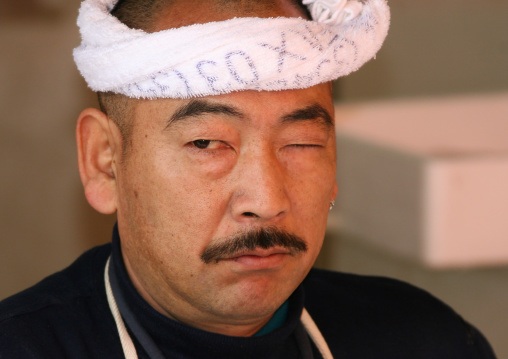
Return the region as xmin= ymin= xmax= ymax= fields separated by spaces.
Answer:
xmin=288 ymin=143 xmax=323 ymax=148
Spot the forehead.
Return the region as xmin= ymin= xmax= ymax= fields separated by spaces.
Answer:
xmin=131 ymin=84 xmax=334 ymax=129
xmin=153 ymin=0 xmax=307 ymax=31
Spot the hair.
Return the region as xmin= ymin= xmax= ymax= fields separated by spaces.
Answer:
xmin=96 ymin=0 xmax=160 ymax=147
xmin=98 ymin=0 xmax=310 ymax=150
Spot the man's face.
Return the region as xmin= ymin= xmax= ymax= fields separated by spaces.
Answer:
xmin=113 ymin=84 xmax=337 ymax=334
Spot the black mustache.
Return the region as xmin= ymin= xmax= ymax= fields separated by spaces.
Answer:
xmin=201 ymin=227 xmax=307 ymax=264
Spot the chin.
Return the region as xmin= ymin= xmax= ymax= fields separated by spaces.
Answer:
xmin=221 ymin=294 xmax=288 ymax=323
xmin=225 ymin=270 xmax=301 ymax=313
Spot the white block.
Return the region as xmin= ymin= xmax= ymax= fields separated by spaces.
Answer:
xmin=333 ymin=93 xmax=508 ymax=268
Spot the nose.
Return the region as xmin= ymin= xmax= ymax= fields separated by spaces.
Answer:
xmin=231 ymin=148 xmax=290 ymax=224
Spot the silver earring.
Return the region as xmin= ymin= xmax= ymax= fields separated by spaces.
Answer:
xmin=329 ymin=200 xmax=335 ymax=211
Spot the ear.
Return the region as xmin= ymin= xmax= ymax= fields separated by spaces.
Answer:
xmin=332 ymin=180 xmax=338 ymax=201
xmin=76 ymin=108 xmax=121 ymax=214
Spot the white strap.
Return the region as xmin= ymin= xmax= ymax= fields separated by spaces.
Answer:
xmin=105 ymin=258 xmax=138 ymax=359
xmin=104 ymin=258 xmax=333 ymax=358
xmin=301 ymin=308 xmax=334 ymax=359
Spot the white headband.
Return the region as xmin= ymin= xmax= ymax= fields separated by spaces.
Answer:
xmin=73 ymin=0 xmax=390 ymax=99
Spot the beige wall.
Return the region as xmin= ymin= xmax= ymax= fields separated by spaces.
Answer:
xmin=1 ymin=0 xmax=507 ymax=357
xmin=0 ymin=0 xmax=116 ymax=299
xmin=335 ymin=0 xmax=508 ymax=101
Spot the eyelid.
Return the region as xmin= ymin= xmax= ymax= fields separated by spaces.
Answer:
xmin=288 ymin=143 xmax=324 ymax=148
xmin=284 ymin=134 xmax=329 ymax=147
xmin=295 ymin=143 xmax=323 ymax=146
xmin=188 ymin=139 xmax=232 ymax=153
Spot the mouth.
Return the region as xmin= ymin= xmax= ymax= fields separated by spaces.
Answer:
xmin=221 ymin=248 xmax=292 ymax=271
xmin=200 ymin=226 xmax=307 ymax=264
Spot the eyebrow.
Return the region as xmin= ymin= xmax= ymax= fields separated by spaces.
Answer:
xmin=165 ymin=99 xmax=244 ymax=129
xmin=281 ymin=103 xmax=334 ymax=128
xmin=165 ymin=99 xmax=333 ymax=129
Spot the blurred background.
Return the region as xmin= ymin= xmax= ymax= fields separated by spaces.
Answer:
xmin=1 ymin=0 xmax=507 ymax=356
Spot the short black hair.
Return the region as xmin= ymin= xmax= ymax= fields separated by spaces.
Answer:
xmin=110 ymin=0 xmax=310 ymax=31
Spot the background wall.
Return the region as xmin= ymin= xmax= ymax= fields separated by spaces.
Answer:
xmin=1 ymin=0 xmax=507 ymax=357
xmin=334 ymin=0 xmax=508 ymax=101
xmin=0 ymin=0 xmax=115 ymax=300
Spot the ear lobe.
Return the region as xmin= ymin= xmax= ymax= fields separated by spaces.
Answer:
xmin=76 ymin=108 xmax=120 ymax=214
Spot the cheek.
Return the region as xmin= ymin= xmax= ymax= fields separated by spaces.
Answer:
xmin=122 ymin=150 xmax=232 ymax=250
xmin=283 ymin=152 xmax=336 ymax=239
xmin=284 ymin=151 xmax=336 ymax=199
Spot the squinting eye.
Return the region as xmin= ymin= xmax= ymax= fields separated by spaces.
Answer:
xmin=290 ymin=144 xmax=322 ymax=148
xmin=190 ymin=139 xmax=228 ymax=151
xmin=192 ymin=139 xmax=211 ymax=149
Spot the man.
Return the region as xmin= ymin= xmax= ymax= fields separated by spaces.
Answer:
xmin=0 ymin=0 xmax=496 ymax=358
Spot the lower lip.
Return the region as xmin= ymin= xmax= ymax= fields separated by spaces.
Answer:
xmin=227 ymin=253 xmax=288 ymax=271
